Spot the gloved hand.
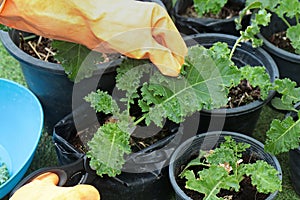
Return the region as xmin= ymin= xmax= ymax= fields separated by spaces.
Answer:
xmin=0 ymin=0 xmax=187 ymax=76
xmin=10 ymin=172 xmax=100 ymax=200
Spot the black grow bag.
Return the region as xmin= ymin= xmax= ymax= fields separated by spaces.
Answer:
xmin=169 ymin=131 xmax=282 ymax=200
xmin=173 ymin=0 xmax=251 ymax=36
xmin=183 ymin=33 xmax=279 ymax=136
xmin=52 ymin=103 xmax=183 ymax=200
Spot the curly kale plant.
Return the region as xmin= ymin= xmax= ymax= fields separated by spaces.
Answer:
xmin=179 ymin=136 xmax=282 ymax=200
xmin=237 ymin=0 xmax=300 ymax=54
xmin=83 ymin=44 xmax=279 ymax=177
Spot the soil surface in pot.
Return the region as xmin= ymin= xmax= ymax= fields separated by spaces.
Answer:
xmin=19 ymin=33 xmax=58 ymax=63
xmin=175 ymin=152 xmax=270 ymax=200
xmin=70 ymin=101 xmax=178 ymax=154
xmin=18 ymin=33 xmax=120 ymax=63
xmin=268 ymin=31 xmax=296 ymax=54
xmin=182 ymin=1 xmax=244 ymax=19
xmin=226 ymin=79 xmax=261 ymax=108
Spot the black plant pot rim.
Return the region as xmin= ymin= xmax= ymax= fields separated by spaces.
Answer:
xmin=257 ymin=32 xmax=300 ymax=63
xmin=183 ymin=33 xmax=278 ymax=116
xmin=0 ymin=30 xmax=123 ymax=75
xmin=169 ymin=131 xmax=282 ymax=200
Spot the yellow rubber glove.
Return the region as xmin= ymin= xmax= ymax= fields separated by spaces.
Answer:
xmin=10 ymin=172 xmax=100 ymax=200
xmin=0 ymin=0 xmax=187 ymax=76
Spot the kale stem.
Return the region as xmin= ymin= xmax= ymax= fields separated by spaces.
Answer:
xmin=133 ymin=114 xmax=147 ymax=126
xmin=229 ymin=36 xmax=243 ymax=60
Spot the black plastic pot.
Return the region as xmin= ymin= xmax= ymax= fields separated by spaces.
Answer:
xmin=286 ymin=103 xmax=300 ymax=196
xmin=0 ymin=30 xmax=121 ymax=133
xmin=169 ymin=131 xmax=282 ymax=200
xmin=183 ymin=33 xmax=279 ymax=136
xmin=51 ymin=103 xmax=183 ymax=200
xmin=257 ymin=14 xmax=300 ymax=85
xmin=173 ymin=0 xmax=251 ymax=36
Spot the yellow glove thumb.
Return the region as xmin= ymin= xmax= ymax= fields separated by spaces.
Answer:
xmin=10 ymin=172 xmax=100 ymax=200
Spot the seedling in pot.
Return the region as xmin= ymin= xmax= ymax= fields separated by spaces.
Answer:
xmin=237 ymin=0 xmax=300 ymax=54
xmin=178 ymin=136 xmax=282 ymax=200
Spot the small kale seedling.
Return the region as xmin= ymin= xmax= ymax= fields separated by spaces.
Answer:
xmin=237 ymin=0 xmax=300 ymax=54
xmin=179 ymin=136 xmax=282 ymax=200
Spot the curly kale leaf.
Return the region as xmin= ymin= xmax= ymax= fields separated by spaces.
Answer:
xmin=116 ymin=59 xmax=151 ymax=104
xmin=287 ymin=24 xmax=300 ymax=54
xmin=272 ymin=78 xmax=300 ymax=109
xmin=84 ymin=90 xmax=119 ymax=115
xmin=139 ymin=45 xmax=241 ymax=127
xmin=240 ymin=66 xmax=272 ymax=100
xmin=240 ymin=9 xmax=271 ymax=47
xmin=0 ymin=162 xmax=9 ymax=185
xmin=193 ymin=0 xmax=228 ymax=17
xmin=265 ymin=112 xmax=300 ymax=155
xmin=274 ymin=0 xmax=300 ymax=19
xmin=52 ymin=40 xmax=104 ymax=82
xmin=182 ymin=166 xmax=240 ymax=200
xmin=240 ymin=160 xmax=282 ymax=193
xmin=87 ymin=121 xmax=132 ymax=177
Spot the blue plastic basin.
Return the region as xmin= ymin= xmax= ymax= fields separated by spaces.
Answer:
xmin=0 ymin=78 xmax=43 ymax=198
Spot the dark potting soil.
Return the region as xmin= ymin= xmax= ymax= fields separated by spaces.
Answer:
xmin=69 ymin=102 xmax=177 ymax=154
xmin=183 ymin=1 xmax=243 ymax=19
xmin=175 ymin=153 xmax=270 ymax=200
xmin=19 ymin=33 xmax=58 ymax=63
xmin=268 ymin=31 xmax=296 ymax=54
xmin=226 ymin=79 xmax=261 ymax=108
xmin=18 ymin=33 xmax=121 ymax=64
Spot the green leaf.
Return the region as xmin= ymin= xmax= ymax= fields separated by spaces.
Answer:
xmin=182 ymin=166 xmax=240 ymax=200
xmin=271 ymin=97 xmax=297 ymax=112
xmin=87 ymin=122 xmax=131 ymax=177
xmin=240 ymin=9 xmax=271 ymax=47
xmin=52 ymin=40 xmax=104 ymax=82
xmin=193 ymin=0 xmax=227 ymax=17
xmin=265 ymin=113 xmax=300 ymax=154
xmin=116 ymin=59 xmax=151 ymax=104
xmin=241 ymin=160 xmax=282 ymax=193
xmin=273 ymin=78 xmax=300 ymax=107
xmin=287 ymin=24 xmax=300 ymax=54
xmin=240 ymin=66 xmax=271 ymax=100
xmin=274 ymin=0 xmax=300 ymax=19
xmin=84 ymin=90 xmax=119 ymax=115
xmin=139 ymin=45 xmax=241 ymax=127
